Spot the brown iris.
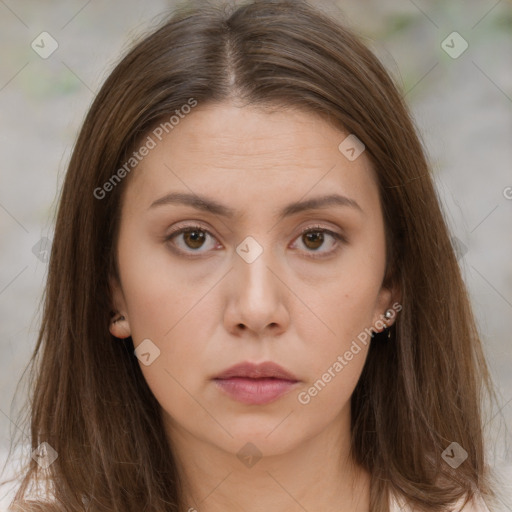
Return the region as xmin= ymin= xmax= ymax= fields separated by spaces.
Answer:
xmin=302 ymin=231 xmax=324 ymax=250
xmin=183 ymin=229 xmax=206 ymax=249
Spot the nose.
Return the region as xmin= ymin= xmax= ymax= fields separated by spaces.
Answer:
xmin=223 ymin=244 xmax=290 ymax=337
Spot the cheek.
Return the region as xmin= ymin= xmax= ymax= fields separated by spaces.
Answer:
xmin=117 ymin=238 xmax=203 ymax=340
xmin=131 ymin=306 xmax=214 ymax=431
xmin=297 ymin=343 xmax=369 ymax=410
xmin=327 ymin=244 xmax=386 ymax=343
xmin=303 ymin=272 xmax=382 ymax=360
xmin=293 ymin=265 xmax=381 ymax=408
xmin=294 ymin=287 xmax=372 ymax=419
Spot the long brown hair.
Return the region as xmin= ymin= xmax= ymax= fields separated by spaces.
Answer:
xmin=5 ymin=0 xmax=499 ymax=510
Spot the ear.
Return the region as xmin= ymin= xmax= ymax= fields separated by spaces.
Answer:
xmin=371 ymin=283 xmax=402 ymax=333
xmin=108 ymin=274 xmax=132 ymax=339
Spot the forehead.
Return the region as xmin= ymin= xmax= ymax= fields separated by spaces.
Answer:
xmin=121 ymin=101 xmax=380 ymax=218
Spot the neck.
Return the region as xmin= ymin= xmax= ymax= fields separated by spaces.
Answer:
xmin=166 ymin=414 xmax=370 ymax=512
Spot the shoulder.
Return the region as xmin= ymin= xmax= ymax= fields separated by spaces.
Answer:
xmin=389 ymin=492 xmax=491 ymax=512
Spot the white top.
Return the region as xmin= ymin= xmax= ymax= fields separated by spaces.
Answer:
xmin=390 ymin=492 xmax=491 ymax=511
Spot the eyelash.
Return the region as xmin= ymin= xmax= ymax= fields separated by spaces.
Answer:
xmin=164 ymin=224 xmax=347 ymax=260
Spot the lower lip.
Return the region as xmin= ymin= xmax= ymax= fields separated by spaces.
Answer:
xmin=213 ymin=377 xmax=299 ymax=405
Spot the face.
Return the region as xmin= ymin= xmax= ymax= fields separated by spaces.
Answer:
xmin=109 ymin=101 xmax=398 ymax=460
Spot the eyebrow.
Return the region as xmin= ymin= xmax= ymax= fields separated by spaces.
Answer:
xmin=148 ymin=192 xmax=364 ymax=220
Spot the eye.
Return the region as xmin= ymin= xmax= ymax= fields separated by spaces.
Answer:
xmin=164 ymin=224 xmax=347 ymax=259
xmin=290 ymin=226 xmax=347 ymax=259
xmin=164 ymin=224 xmax=219 ymax=256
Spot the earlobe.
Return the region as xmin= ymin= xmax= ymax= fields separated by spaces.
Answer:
xmin=109 ymin=313 xmax=132 ymax=339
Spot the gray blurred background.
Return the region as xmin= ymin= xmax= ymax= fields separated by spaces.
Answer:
xmin=1 ymin=0 xmax=511 ymax=507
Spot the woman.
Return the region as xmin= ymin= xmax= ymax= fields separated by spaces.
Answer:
xmin=6 ymin=0 xmax=502 ymax=510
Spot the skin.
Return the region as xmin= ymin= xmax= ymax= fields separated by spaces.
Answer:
xmin=109 ymin=101 xmax=400 ymax=512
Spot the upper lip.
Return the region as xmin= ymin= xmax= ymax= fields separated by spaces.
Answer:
xmin=214 ymin=362 xmax=299 ymax=381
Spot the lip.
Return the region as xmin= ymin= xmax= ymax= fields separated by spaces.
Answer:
xmin=213 ymin=362 xmax=300 ymax=405
xmin=214 ymin=361 xmax=298 ymax=381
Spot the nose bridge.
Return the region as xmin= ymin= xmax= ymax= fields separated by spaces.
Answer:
xmin=235 ymin=234 xmax=278 ymax=303
xmin=229 ymin=233 xmax=286 ymax=332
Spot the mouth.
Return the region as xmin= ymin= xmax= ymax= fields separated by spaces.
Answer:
xmin=213 ymin=361 xmax=300 ymax=405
